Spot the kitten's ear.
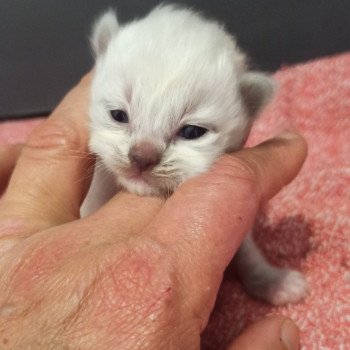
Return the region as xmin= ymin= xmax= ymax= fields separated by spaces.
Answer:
xmin=239 ymin=72 xmax=275 ymax=118
xmin=91 ymin=9 xmax=119 ymax=57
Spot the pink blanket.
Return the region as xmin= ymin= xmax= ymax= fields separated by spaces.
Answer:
xmin=1 ymin=53 xmax=349 ymax=349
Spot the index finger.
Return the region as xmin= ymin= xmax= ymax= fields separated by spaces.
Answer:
xmin=0 ymin=74 xmax=93 ymax=233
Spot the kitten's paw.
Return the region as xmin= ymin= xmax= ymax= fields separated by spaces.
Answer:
xmin=265 ymin=269 xmax=309 ymax=306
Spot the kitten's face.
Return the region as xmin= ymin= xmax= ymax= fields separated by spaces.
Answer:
xmin=89 ymin=6 xmax=273 ymax=196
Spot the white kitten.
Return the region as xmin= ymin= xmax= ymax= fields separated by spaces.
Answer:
xmin=82 ymin=4 xmax=308 ymax=305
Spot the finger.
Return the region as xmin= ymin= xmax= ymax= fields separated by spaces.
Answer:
xmin=80 ymin=191 xmax=165 ymax=240
xmin=228 ymin=315 xmax=300 ymax=350
xmin=0 ymin=74 xmax=94 ymax=232
xmin=0 ymin=144 xmax=23 ymax=195
xmin=146 ymin=132 xmax=307 ymax=324
xmin=234 ymin=132 xmax=308 ymax=203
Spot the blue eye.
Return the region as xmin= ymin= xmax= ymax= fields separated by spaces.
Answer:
xmin=179 ymin=125 xmax=208 ymax=139
xmin=110 ymin=110 xmax=129 ymax=123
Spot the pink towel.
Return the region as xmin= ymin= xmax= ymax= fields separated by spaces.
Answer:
xmin=1 ymin=53 xmax=349 ymax=349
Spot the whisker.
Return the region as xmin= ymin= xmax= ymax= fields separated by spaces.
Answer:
xmin=73 ymin=158 xmax=110 ymax=186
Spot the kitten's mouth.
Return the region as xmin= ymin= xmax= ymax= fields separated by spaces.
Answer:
xmin=123 ymin=167 xmax=152 ymax=184
xmin=117 ymin=166 xmax=176 ymax=197
xmin=117 ymin=167 xmax=161 ymax=196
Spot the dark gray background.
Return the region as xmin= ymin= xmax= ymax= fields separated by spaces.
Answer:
xmin=1 ymin=0 xmax=349 ymax=119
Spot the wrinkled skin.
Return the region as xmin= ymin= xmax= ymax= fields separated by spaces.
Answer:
xmin=0 ymin=74 xmax=306 ymax=349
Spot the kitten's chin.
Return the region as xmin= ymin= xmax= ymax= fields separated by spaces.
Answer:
xmin=117 ymin=175 xmax=171 ymax=197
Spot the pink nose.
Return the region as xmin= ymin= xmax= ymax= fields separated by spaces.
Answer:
xmin=128 ymin=141 xmax=161 ymax=171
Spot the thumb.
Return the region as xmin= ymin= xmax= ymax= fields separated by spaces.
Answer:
xmin=228 ymin=315 xmax=300 ymax=350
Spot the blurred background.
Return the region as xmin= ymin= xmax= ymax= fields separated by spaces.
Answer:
xmin=1 ymin=0 xmax=349 ymax=119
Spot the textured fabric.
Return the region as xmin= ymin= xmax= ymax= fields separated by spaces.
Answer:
xmin=203 ymin=53 xmax=350 ymax=350
xmin=0 ymin=53 xmax=349 ymax=349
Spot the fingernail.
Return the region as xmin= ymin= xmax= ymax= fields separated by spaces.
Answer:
xmin=276 ymin=131 xmax=300 ymax=140
xmin=280 ymin=319 xmax=300 ymax=350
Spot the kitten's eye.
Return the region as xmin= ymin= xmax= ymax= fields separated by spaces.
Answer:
xmin=110 ymin=109 xmax=129 ymax=123
xmin=179 ymin=125 xmax=208 ymax=139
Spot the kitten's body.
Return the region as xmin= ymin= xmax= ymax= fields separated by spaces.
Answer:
xmin=82 ymin=5 xmax=308 ymax=305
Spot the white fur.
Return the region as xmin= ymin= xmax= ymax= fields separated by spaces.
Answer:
xmin=81 ymin=5 xmax=308 ymax=305
xmin=234 ymin=233 xmax=309 ymax=305
xmin=87 ymin=4 xmax=268 ymax=198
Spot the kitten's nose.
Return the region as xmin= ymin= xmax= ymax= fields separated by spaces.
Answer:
xmin=128 ymin=141 xmax=161 ymax=172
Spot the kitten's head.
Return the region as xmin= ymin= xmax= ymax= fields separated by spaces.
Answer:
xmin=89 ymin=5 xmax=274 ymax=196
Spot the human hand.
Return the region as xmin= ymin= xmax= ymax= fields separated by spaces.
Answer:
xmin=0 ymin=74 xmax=305 ymax=349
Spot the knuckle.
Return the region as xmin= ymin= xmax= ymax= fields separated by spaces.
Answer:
xmin=56 ymin=240 xmax=184 ymax=348
xmin=4 ymin=237 xmax=74 ymax=295
xmin=92 ymin=239 xmax=178 ymax=324
xmin=26 ymin=119 xmax=86 ymax=154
